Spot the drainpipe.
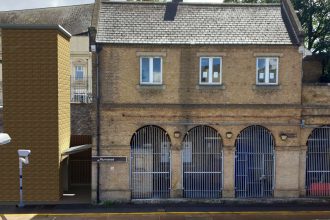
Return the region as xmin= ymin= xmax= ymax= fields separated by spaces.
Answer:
xmin=96 ymin=50 xmax=100 ymax=204
xmin=89 ymin=27 xmax=101 ymax=204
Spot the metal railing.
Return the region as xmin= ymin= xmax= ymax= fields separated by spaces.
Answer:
xmin=306 ymin=127 xmax=330 ymax=197
xmin=71 ymin=76 xmax=92 ymax=103
xmin=235 ymin=125 xmax=275 ymax=198
xmin=182 ymin=126 xmax=223 ymax=198
xmin=130 ymin=126 xmax=171 ymax=199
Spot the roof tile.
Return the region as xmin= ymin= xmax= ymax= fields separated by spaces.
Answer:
xmin=96 ymin=2 xmax=293 ymax=45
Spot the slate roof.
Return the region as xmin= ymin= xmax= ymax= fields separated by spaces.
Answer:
xmin=96 ymin=2 xmax=295 ymax=45
xmin=0 ymin=4 xmax=94 ymax=36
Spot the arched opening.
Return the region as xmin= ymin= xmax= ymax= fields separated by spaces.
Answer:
xmin=306 ymin=126 xmax=330 ymax=197
xmin=182 ymin=126 xmax=223 ymax=198
xmin=235 ymin=125 xmax=275 ymax=198
xmin=130 ymin=125 xmax=171 ymax=199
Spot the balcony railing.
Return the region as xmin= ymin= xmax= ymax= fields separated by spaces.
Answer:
xmin=71 ymin=76 xmax=92 ymax=104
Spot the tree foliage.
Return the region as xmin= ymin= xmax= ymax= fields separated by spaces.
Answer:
xmin=292 ymin=0 xmax=329 ymax=54
xmin=291 ymin=0 xmax=329 ymax=77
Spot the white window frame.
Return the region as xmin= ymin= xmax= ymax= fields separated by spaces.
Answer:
xmin=199 ymin=57 xmax=222 ymax=85
xmin=140 ymin=57 xmax=163 ymax=85
xmin=256 ymin=57 xmax=279 ymax=85
xmin=75 ymin=65 xmax=84 ymax=80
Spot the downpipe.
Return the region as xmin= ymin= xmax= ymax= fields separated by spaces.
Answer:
xmin=96 ymin=49 xmax=101 ymax=204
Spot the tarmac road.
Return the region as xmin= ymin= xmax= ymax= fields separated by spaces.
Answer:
xmin=2 ymin=203 xmax=330 ymax=220
xmin=2 ymin=211 xmax=330 ymax=220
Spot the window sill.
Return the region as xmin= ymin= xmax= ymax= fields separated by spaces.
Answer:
xmin=70 ymin=102 xmax=92 ymax=104
xmin=303 ymin=83 xmax=330 ymax=86
xmin=253 ymin=84 xmax=281 ymax=90
xmin=137 ymin=84 xmax=166 ymax=90
xmin=196 ymin=84 xmax=226 ymax=90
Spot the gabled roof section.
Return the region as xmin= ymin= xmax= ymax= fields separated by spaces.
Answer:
xmin=96 ymin=1 xmax=299 ymax=45
xmin=0 ymin=4 xmax=94 ymax=36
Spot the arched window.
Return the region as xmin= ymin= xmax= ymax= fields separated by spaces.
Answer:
xmin=130 ymin=125 xmax=171 ymax=199
xmin=182 ymin=126 xmax=223 ymax=198
xmin=235 ymin=125 xmax=275 ymax=198
xmin=306 ymin=127 xmax=330 ymax=197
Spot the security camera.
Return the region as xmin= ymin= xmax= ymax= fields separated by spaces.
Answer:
xmin=0 ymin=133 xmax=11 ymax=145
xmin=18 ymin=150 xmax=31 ymax=158
xmin=18 ymin=150 xmax=31 ymax=165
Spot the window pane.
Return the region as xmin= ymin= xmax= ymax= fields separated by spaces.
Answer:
xmin=141 ymin=58 xmax=150 ymax=83
xmin=153 ymin=58 xmax=161 ymax=83
xmin=212 ymin=58 xmax=221 ymax=83
xmin=269 ymin=58 xmax=277 ymax=83
xmin=257 ymin=58 xmax=266 ymax=83
xmin=201 ymin=58 xmax=209 ymax=83
xmin=75 ymin=66 xmax=84 ymax=80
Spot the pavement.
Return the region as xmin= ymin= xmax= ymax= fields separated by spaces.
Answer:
xmin=2 ymin=202 xmax=330 ymax=220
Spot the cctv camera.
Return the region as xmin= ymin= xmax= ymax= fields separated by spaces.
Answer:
xmin=0 ymin=133 xmax=11 ymax=145
xmin=18 ymin=150 xmax=31 ymax=157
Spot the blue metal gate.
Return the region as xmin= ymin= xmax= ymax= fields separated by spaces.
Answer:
xmin=235 ymin=125 xmax=275 ymax=198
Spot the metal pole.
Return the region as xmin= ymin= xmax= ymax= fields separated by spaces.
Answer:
xmin=18 ymin=158 xmax=24 ymax=208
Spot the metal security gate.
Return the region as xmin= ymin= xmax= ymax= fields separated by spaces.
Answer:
xmin=182 ymin=126 xmax=223 ymax=198
xmin=235 ymin=125 xmax=275 ymax=198
xmin=306 ymin=127 xmax=330 ymax=197
xmin=130 ymin=126 xmax=171 ymax=199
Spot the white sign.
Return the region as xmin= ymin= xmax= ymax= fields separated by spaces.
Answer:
xmin=259 ymin=72 xmax=265 ymax=79
xmin=202 ymin=71 xmax=208 ymax=78
xmin=214 ymin=72 xmax=219 ymax=78
xmin=269 ymin=72 xmax=275 ymax=79
xmin=183 ymin=142 xmax=192 ymax=163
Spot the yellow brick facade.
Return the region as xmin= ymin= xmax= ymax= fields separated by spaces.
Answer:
xmin=0 ymin=28 xmax=70 ymax=202
xmin=91 ymin=44 xmax=330 ymax=202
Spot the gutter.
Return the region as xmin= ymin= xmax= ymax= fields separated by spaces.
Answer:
xmin=89 ymin=26 xmax=101 ymax=204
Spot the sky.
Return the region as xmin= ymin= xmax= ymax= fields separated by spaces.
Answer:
xmin=0 ymin=0 xmax=95 ymax=11
xmin=0 ymin=0 xmax=224 ymax=11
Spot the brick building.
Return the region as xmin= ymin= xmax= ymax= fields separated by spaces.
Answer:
xmin=0 ymin=4 xmax=96 ymax=203
xmin=0 ymin=25 xmax=71 ymax=202
xmin=0 ymin=0 xmax=329 ymax=204
xmin=91 ymin=0 xmax=330 ymax=202
xmin=0 ymin=4 xmax=95 ymax=135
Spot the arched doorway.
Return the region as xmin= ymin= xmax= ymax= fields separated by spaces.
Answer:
xmin=182 ymin=126 xmax=223 ymax=198
xmin=306 ymin=127 xmax=330 ymax=197
xmin=235 ymin=125 xmax=275 ymax=198
xmin=130 ymin=125 xmax=171 ymax=199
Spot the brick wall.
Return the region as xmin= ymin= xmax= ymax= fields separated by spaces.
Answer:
xmin=100 ymin=45 xmax=302 ymax=105
xmin=92 ymin=44 xmax=307 ymax=201
xmin=71 ymin=104 xmax=92 ymax=135
xmin=0 ymin=28 xmax=70 ymax=202
xmin=303 ymin=56 xmax=323 ymax=83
